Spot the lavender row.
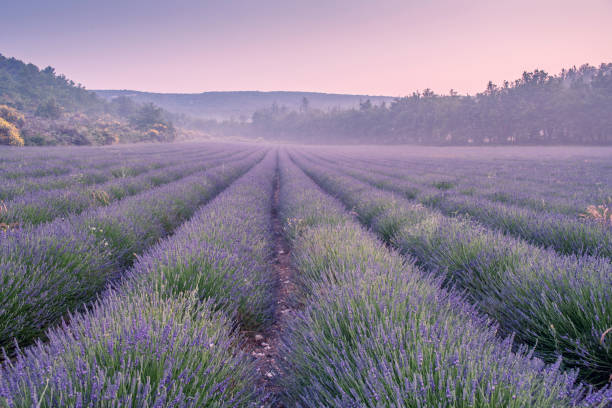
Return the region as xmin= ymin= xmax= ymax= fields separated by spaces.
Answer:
xmin=124 ymin=151 xmax=277 ymax=330
xmin=0 ymin=142 xmax=240 ymax=183
xmin=0 ymin=149 xmax=253 ymax=225
xmin=0 ymin=147 xmax=239 ymax=212
xmin=0 ymin=146 xmax=241 ymax=201
xmin=0 ymin=148 xmax=151 ymax=179
xmin=0 ymin=293 xmax=259 ymax=407
xmin=0 ymin=146 xmax=213 ymax=199
xmin=306 ymin=152 xmax=612 ymax=259
xmin=0 ymin=151 xmax=264 ymax=353
xmin=307 ymin=150 xmax=605 ymax=215
xmin=277 ymin=152 xmax=608 ymax=407
xmin=0 ymin=142 xmax=224 ymax=171
xmin=294 ymin=154 xmax=612 ymax=387
xmin=310 ymin=149 xmax=611 ymax=217
xmin=0 ymin=155 xmax=280 ymax=406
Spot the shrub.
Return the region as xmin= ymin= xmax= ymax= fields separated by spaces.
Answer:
xmin=0 ymin=117 xmax=24 ymax=146
xmin=0 ymin=105 xmax=25 ymax=127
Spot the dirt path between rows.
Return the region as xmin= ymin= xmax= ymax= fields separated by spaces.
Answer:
xmin=245 ymin=166 xmax=296 ymax=407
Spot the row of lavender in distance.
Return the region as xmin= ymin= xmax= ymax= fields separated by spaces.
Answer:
xmin=0 ymin=142 xmax=222 ymax=175
xmin=276 ymin=152 xmax=608 ymax=407
xmin=0 ymin=145 xmax=241 ymax=201
xmin=311 ymin=149 xmax=611 ymax=217
xmin=0 ymin=145 xmax=171 ymax=178
xmin=0 ymin=153 xmax=281 ymax=407
xmin=306 ymin=152 xmax=612 ymax=259
xmin=0 ymin=149 xmax=250 ymax=225
xmin=293 ymin=153 xmax=612 ymax=387
xmin=0 ymin=150 xmax=264 ymax=354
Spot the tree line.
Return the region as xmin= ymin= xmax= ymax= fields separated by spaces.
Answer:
xmin=208 ymin=63 xmax=612 ymax=145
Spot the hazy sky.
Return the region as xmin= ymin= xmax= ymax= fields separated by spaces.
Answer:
xmin=2 ymin=0 xmax=611 ymax=95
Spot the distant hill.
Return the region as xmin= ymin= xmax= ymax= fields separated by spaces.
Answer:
xmin=94 ymin=90 xmax=394 ymax=120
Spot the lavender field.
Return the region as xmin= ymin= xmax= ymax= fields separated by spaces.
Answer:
xmin=0 ymin=143 xmax=611 ymax=407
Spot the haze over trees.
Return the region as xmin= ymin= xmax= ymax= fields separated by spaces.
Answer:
xmin=207 ymin=64 xmax=611 ymax=145
xmin=94 ymin=90 xmax=393 ymax=121
xmin=2 ymin=52 xmax=611 ymax=146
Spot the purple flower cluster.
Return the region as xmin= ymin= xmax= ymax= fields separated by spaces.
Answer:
xmin=0 ymin=148 xmax=263 ymax=353
xmin=305 ymin=151 xmax=612 ymax=259
xmin=0 ymin=149 xmax=278 ymax=407
xmin=0 ymin=149 xmax=252 ymax=225
xmin=276 ymin=151 xmax=608 ymax=406
xmin=0 ymin=289 xmax=259 ymax=407
xmin=0 ymin=144 xmax=244 ymax=192
xmin=294 ymin=152 xmax=612 ymax=388
xmin=309 ymin=146 xmax=610 ymax=216
xmin=123 ymin=152 xmax=277 ymax=329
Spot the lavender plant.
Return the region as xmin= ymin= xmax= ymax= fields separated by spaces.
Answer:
xmin=305 ymin=152 xmax=612 ymax=259
xmin=0 ymin=290 xmax=259 ymax=407
xmin=276 ymin=153 xmax=610 ymax=407
xmin=0 ymin=152 xmax=263 ymax=353
xmin=0 ymin=151 xmax=279 ymax=407
xmin=294 ymin=154 xmax=612 ymax=386
xmin=123 ymin=153 xmax=277 ymax=329
xmin=0 ymin=149 xmax=251 ymax=225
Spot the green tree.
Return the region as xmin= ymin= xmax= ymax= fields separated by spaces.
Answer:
xmin=35 ymin=97 xmax=62 ymax=119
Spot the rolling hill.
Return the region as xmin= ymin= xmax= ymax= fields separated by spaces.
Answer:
xmin=94 ymin=90 xmax=394 ymax=120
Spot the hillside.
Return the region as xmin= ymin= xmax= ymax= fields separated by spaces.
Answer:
xmin=94 ymin=90 xmax=393 ymax=120
xmin=0 ymin=54 xmax=102 ymax=113
xmin=0 ymin=54 xmax=177 ymax=146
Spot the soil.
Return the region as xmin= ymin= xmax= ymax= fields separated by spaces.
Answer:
xmin=244 ymin=167 xmax=296 ymax=407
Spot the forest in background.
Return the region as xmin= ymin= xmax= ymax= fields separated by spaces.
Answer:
xmin=0 ymin=54 xmax=177 ymax=146
xmin=204 ymin=63 xmax=612 ymax=145
xmin=1 ymin=52 xmax=611 ymax=146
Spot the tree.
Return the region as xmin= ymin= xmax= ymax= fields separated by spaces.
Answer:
xmin=231 ymin=64 xmax=612 ymax=145
xmin=35 ymin=98 xmax=62 ymax=119
xmin=359 ymin=99 xmax=372 ymax=111
xmin=111 ymin=96 xmax=138 ymax=118
xmin=129 ymin=103 xmax=165 ymax=130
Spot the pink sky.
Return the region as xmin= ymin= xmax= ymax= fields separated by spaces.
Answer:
xmin=2 ymin=0 xmax=611 ymax=95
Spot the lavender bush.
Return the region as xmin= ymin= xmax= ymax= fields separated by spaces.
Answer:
xmin=276 ymin=153 xmax=610 ymax=406
xmin=0 ymin=290 xmax=259 ymax=407
xmin=0 ymin=151 xmax=263 ymax=353
xmin=0 ymin=151 xmax=280 ymax=407
xmin=305 ymin=152 xmax=612 ymax=259
xmin=123 ymin=152 xmax=277 ymax=329
xmin=0 ymin=149 xmax=253 ymax=225
xmin=294 ymin=153 xmax=612 ymax=386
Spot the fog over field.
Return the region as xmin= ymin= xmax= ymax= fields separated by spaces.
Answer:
xmin=301 ymin=144 xmax=612 ymax=159
xmin=2 ymin=1 xmax=612 ymax=407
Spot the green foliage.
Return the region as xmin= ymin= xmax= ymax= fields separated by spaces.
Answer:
xmin=244 ymin=63 xmax=612 ymax=145
xmin=35 ymin=97 xmax=63 ymax=119
xmin=129 ymin=103 xmax=176 ymax=141
xmin=0 ymin=53 xmax=177 ymax=145
xmin=433 ymin=180 xmax=455 ymax=190
xmin=0 ymin=55 xmax=102 ymax=113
